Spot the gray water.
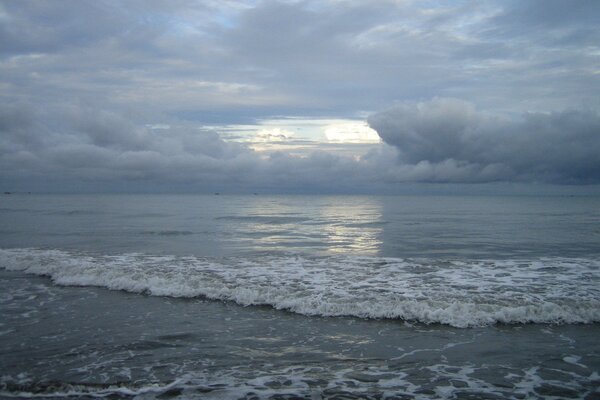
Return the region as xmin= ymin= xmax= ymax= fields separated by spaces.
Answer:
xmin=1 ymin=194 xmax=599 ymax=399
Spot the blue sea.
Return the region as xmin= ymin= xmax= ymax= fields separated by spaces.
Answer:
xmin=1 ymin=194 xmax=599 ymax=399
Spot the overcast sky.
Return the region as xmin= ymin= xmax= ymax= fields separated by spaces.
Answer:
xmin=1 ymin=0 xmax=600 ymax=193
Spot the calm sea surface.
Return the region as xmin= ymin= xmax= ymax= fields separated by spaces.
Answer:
xmin=1 ymin=194 xmax=599 ymax=399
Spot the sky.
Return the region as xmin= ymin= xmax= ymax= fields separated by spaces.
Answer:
xmin=1 ymin=0 xmax=600 ymax=194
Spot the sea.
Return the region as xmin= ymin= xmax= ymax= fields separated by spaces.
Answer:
xmin=0 ymin=194 xmax=599 ymax=399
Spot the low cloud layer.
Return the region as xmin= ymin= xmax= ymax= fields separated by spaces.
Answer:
xmin=368 ymin=99 xmax=600 ymax=184
xmin=0 ymin=101 xmax=384 ymax=193
xmin=2 ymin=98 xmax=599 ymax=193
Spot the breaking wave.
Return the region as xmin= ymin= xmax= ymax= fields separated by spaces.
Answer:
xmin=1 ymin=248 xmax=599 ymax=328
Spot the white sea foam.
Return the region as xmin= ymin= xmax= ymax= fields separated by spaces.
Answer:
xmin=2 ymin=361 xmax=597 ymax=399
xmin=1 ymin=248 xmax=599 ymax=328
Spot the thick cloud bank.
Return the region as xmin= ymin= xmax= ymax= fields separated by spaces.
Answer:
xmin=368 ymin=99 xmax=600 ymax=184
xmin=1 ymin=98 xmax=600 ymax=193
xmin=0 ymin=102 xmax=380 ymax=193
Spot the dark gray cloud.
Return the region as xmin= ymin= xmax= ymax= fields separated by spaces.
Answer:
xmin=368 ymin=98 xmax=600 ymax=184
xmin=3 ymin=0 xmax=598 ymax=118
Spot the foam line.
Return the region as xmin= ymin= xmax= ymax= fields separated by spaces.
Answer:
xmin=1 ymin=248 xmax=599 ymax=328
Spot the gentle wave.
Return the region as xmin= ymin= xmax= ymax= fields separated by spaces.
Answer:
xmin=3 ymin=362 xmax=597 ymax=399
xmin=1 ymin=248 xmax=599 ymax=328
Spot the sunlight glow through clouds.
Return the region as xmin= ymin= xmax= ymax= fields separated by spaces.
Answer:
xmin=214 ymin=118 xmax=381 ymax=155
xmin=324 ymin=122 xmax=380 ymax=143
xmin=220 ymin=119 xmax=379 ymax=142
xmin=248 ymin=128 xmax=296 ymax=152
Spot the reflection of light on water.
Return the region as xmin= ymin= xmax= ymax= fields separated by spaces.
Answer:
xmin=229 ymin=196 xmax=384 ymax=254
xmin=318 ymin=198 xmax=383 ymax=254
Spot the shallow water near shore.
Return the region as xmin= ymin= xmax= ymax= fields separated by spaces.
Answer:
xmin=1 ymin=194 xmax=599 ymax=399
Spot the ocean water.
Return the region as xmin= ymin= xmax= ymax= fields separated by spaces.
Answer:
xmin=0 ymin=194 xmax=599 ymax=399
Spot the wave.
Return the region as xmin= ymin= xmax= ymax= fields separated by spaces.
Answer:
xmin=1 ymin=248 xmax=599 ymax=328
xmin=3 ymin=362 xmax=597 ymax=399
xmin=0 ymin=377 xmax=183 ymax=399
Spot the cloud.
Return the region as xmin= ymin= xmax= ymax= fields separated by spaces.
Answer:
xmin=0 ymin=101 xmax=381 ymax=192
xmin=1 ymin=97 xmax=600 ymax=193
xmin=4 ymin=0 xmax=599 ymax=124
xmin=368 ymin=98 xmax=600 ymax=184
xmin=1 ymin=2 xmax=600 ymax=192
